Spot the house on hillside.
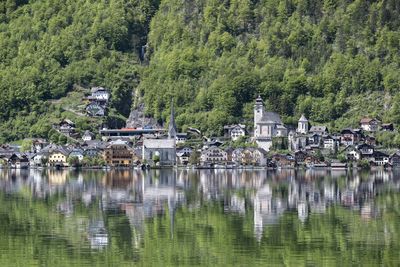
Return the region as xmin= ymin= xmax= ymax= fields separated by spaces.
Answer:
xmin=381 ymin=123 xmax=394 ymax=132
xmin=309 ymin=126 xmax=328 ymax=136
xmin=371 ymin=151 xmax=389 ymax=166
xmin=90 ymin=87 xmax=110 ymax=101
xmin=224 ymin=124 xmax=247 ymax=141
xmin=360 ymin=118 xmax=380 ymax=132
xmin=340 ymin=129 xmax=361 ymax=146
xmin=82 ymin=130 xmax=95 ymax=141
xmin=86 ymin=102 xmax=106 ymax=117
xmin=58 ymin=119 xmax=76 ymax=136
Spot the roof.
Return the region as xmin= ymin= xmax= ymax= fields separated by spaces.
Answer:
xmin=360 ymin=117 xmax=379 ymax=124
xmin=298 ymin=114 xmax=308 ymax=122
xmin=91 ymin=86 xmax=108 ymax=93
xmin=143 ymin=138 xmax=175 ymax=149
xmin=259 ymin=111 xmax=282 ymax=124
xmin=310 ymin=126 xmax=327 ymax=132
xmin=224 ymin=124 xmax=246 ymax=130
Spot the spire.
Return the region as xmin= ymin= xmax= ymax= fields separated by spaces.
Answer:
xmin=168 ymin=99 xmax=177 ymax=139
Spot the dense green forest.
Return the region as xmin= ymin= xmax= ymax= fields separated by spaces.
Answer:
xmin=1 ymin=0 xmax=400 ymax=142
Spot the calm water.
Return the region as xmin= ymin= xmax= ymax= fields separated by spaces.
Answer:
xmin=0 ymin=169 xmax=400 ymax=266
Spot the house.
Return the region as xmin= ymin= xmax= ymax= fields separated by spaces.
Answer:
xmin=176 ymin=133 xmax=188 ymax=144
xmin=176 ymin=147 xmax=192 ymax=165
xmin=381 ymin=123 xmax=394 ymax=132
xmin=232 ymin=148 xmax=244 ymax=164
xmin=104 ymin=140 xmax=137 ymax=167
xmin=271 ymin=154 xmax=296 ymax=168
xmin=31 ymin=139 xmax=49 ymax=153
xmin=142 ymin=139 xmax=176 ymax=166
xmin=345 ymin=146 xmax=361 ymax=161
xmin=86 ymin=102 xmax=106 ymax=117
xmin=254 ymin=96 xmax=287 ymax=151
xmin=357 ymin=143 xmax=374 ymax=159
xmin=224 ymin=124 xmax=246 ymax=141
xmin=248 ymin=148 xmax=268 ymax=166
xmin=340 ymin=129 xmax=361 ymax=146
xmin=8 ymin=154 xmax=29 ymax=169
xmin=294 ymin=150 xmax=308 ymax=164
xmin=48 ymin=147 xmax=70 ymax=167
xmin=200 ymin=146 xmax=228 ymax=164
xmin=309 ymin=126 xmax=328 ymax=136
xmin=90 ymin=87 xmax=110 ymax=101
xmin=308 ymin=133 xmax=322 ymax=146
xmin=371 ymin=151 xmax=389 ymax=166
xmin=176 ymin=151 xmax=191 ymax=165
xmin=69 ymin=149 xmax=84 ymax=161
xmin=323 ymin=135 xmax=338 ymax=152
xmin=82 ymin=140 xmax=107 ymax=158
xmin=32 ymin=151 xmax=49 ymax=167
xmin=58 ymin=119 xmax=75 ymax=136
xmin=364 ymin=136 xmax=376 ymax=146
xmin=82 ymin=130 xmax=95 ymax=141
xmin=360 ymin=118 xmax=380 ymax=132
xmin=390 ymin=151 xmax=400 ymax=167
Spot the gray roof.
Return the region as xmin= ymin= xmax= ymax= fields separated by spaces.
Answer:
xmin=260 ymin=112 xmax=282 ymax=124
xmin=310 ymin=126 xmax=327 ymax=132
xmin=143 ymin=139 xmax=175 ymax=149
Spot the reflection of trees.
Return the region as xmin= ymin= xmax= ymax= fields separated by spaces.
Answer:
xmin=0 ymin=169 xmax=400 ymax=265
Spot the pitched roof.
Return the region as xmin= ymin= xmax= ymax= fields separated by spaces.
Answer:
xmin=360 ymin=117 xmax=379 ymax=124
xmin=298 ymin=114 xmax=308 ymax=122
xmin=260 ymin=111 xmax=282 ymax=124
xmin=143 ymin=138 xmax=175 ymax=149
xmin=310 ymin=126 xmax=327 ymax=132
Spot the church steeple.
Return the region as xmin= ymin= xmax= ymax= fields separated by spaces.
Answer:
xmin=168 ymin=99 xmax=177 ymax=139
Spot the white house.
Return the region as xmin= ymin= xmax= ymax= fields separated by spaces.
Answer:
xmin=323 ymin=135 xmax=337 ymax=151
xmin=91 ymin=87 xmax=110 ymax=101
xmin=200 ymin=146 xmax=227 ymax=163
xmin=82 ymin=130 xmax=95 ymax=141
xmin=224 ymin=124 xmax=246 ymax=141
xmin=360 ymin=118 xmax=380 ymax=132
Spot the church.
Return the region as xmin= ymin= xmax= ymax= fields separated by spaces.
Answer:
xmin=253 ymin=96 xmax=287 ymax=151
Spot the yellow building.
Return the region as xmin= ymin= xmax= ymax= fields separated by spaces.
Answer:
xmin=48 ymin=148 xmax=69 ymax=167
xmin=103 ymin=140 xmax=137 ymax=167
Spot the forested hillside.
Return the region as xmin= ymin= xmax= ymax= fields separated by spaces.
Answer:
xmin=0 ymin=0 xmax=159 ymax=142
xmin=140 ymin=0 xmax=400 ymax=135
xmin=2 ymin=0 xmax=400 ymax=142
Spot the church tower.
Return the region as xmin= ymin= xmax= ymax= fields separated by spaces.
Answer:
xmin=168 ymin=100 xmax=177 ymax=139
xmin=254 ymin=95 xmax=264 ymax=138
xmin=297 ymin=114 xmax=308 ymax=134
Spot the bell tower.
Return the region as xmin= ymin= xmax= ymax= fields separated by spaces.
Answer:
xmin=254 ymin=95 xmax=264 ymax=138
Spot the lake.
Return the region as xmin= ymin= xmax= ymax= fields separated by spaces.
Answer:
xmin=0 ymin=168 xmax=399 ymax=266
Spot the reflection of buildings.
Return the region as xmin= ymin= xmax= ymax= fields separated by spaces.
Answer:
xmin=0 ymin=169 xmax=399 ymax=247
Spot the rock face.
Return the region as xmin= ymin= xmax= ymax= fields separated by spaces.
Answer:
xmin=126 ymin=104 xmax=160 ymax=129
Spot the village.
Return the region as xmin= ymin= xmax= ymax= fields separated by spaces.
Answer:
xmin=0 ymin=89 xmax=399 ymax=170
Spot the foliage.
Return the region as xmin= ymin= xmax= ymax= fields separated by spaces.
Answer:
xmin=139 ymin=0 xmax=400 ymax=135
xmin=0 ymin=0 xmax=159 ymax=142
xmin=189 ymin=150 xmax=200 ymax=165
xmin=20 ymin=139 xmax=33 ymax=152
xmin=67 ymin=156 xmax=80 ymax=167
xmin=358 ymin=159 xmax=371 ymax=170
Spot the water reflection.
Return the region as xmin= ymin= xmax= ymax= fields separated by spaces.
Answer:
xmin=0 ymin=169 xmax=400 ymax=265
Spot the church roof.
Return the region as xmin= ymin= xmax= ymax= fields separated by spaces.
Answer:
xmin=260 ymin=111 xmax=282 ymax=124
xmin=143 ymin=139 xmax=175 ymax=149
xmin=299 ymin=114 xmax=308 ymax=122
